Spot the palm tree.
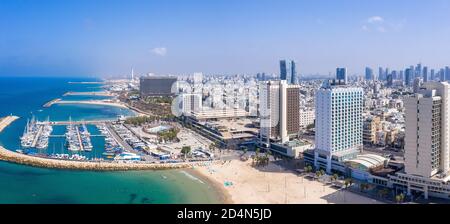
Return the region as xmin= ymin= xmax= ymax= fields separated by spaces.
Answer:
xmin=332 ymin=174 xmax=339 ymax=182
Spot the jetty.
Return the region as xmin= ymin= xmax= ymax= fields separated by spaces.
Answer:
xmin=53 ymin=100 xmax=128 ymax=109
xmin=30 ymin=125 xmax=44 ymax=148
xmin=43 ymin=98 xmax=61 ymax=108
xmin=63 ymin=91 xmax=112 ymax=97
xmin=0 ymin=146 xmax=218 ymax=171
xmin=0 ymin=116 xmax=19 ymax=133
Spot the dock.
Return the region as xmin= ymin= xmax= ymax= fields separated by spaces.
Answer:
xmin=43 ymin=98 xmax=61 ymax=108
xmin=63 ymin=91 xmax=112 ymax=97
xmin=75 ymin=126 xmax=84 ymax=151
xmin=106 ymin=124 xmax=134 ymax=152
xmin=0 ymin=116 xmax=19 ymax=133
xmin=31 ymin=125 xmax=44 ymax=148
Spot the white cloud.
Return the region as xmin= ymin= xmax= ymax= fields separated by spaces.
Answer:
xmin=151 ymin=47 xmax=167 ymax=56
xmin=367 ymin=16 xmax=384 ymax=24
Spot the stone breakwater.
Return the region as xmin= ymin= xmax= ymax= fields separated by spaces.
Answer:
xmin=0 ymin=146 xmax=216 ymax=171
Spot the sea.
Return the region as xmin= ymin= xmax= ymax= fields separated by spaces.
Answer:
xmin=0 ymin=76 xmax=221 ymax=204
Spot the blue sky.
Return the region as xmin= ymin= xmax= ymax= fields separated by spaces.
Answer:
xmin=1 ymin=0 xmax=450 ymax=77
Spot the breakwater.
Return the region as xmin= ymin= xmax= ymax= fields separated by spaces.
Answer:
xmin=0 ymin=146 xmax=216 ymax=171
xmin=0 ymin=116 xmax=19 ymax=133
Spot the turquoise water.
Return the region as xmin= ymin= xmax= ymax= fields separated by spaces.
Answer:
xmin=0 ymin=77 xmax=220 ymax=204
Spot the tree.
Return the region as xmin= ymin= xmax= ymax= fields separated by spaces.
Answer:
xmin=344 ymin=179 xmax=352 ymax=188
xmin=395 ymin=193 xmax=405 ymax=204
xmin=332 ymin=174 xmax=339 ymax=182
xmin=181 ymin=146 xmax=191 ymax=155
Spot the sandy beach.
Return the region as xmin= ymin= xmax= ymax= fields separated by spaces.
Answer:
xmin=193 ymin=159 xmax=383 ymax=204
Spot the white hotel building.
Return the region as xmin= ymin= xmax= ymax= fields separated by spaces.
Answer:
xmin=314 ymin=81 xmax=364 ymax=173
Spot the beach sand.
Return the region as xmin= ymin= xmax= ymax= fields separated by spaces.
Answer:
xmin=192 ymin=159 xmax=383 ymax=204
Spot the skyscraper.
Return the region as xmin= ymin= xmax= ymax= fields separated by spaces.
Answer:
xmin=314 ymin=81 xmax=363 ymax=173
xmin=336 ymin=67 xmax=347 ymax=84
xmin=279 ymin=60 xmax=297 ymax=84
xmin=378 ymin=67 xmax=384 ymax=81
xmin=423 ymin=66 xmax=428 ymax=82
xmin=259 ymin=80 xmax=300 ymax=144
xmin=387 ymin=74 xmax=393 ymax=87
xmin=416 ymin=63 xmax=422 ymax=78
xmin=446 ymin=66 xmax=450 ymax=81
xmin=431 ymin=69 xmax=435 ymax=81
xmin=405 ymin=68 xmax=413 ymax=86
xmin=365 ymin=67 xmax=373 ymax=81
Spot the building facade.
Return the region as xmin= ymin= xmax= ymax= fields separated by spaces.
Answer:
xmin=314 ymin=81 xmax=363 ymax=173
xmin=139 ymin=76 xmax=178 ymax=97
xmin=259 ymin=80 xmax=300 ymax=144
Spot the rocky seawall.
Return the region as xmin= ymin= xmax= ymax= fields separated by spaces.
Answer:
xmin=0 ymin=146 xmax=215 ymax=171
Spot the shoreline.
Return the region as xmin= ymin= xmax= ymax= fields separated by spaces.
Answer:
xmin=54 ymin=100 xmax=129 ymax=109
xmin=191 ymin=159 xmax=384 ymax=204
xmin=185 ymin=168 xmax=234 ymax=204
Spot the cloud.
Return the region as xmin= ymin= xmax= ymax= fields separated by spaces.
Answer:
xmin=151 ymin=47 xmax=167 ymax=56
xmin=367 ymin=16 xmax=384 ymax=24
xmin=362 ymin=16 xmax=406 ymax=33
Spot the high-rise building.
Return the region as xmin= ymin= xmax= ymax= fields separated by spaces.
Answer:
xmin=446 ymin=66 xmax=450 ymax=81
xmin=365 ymin=67 xmax=373 ymax=81
xmin=405 ymin=68 xmax=413 ymax=86
xmin=423 ymin=66 xmax=428 ymax=82
xmin=431 ymin=69 xmax=435 ymax=81
xmin=378 ymin=67 xmax=384 ymax=81
xmin=336 ymin=67 xmax=347 ymax=84
xmin=139 ymin=76 xmax=178 ymax=97
xmin=313 ymin=81 xmax=363 ymax=173
xmin=404 ymin=82 xmax=450 ymax=178
xmin=279 ymin=60 xmax=297 ymax=84
xmin=416 ymin=63 xmax=422 ymax=78
xmin=179 ymin=93 xmax=202 ymax=116
xmin=259 ymin=80 xmax=300 ymax=144
xmin=387 ymin=74 xmax=393 ymax=87
xmin=440 ymin=68 xmax=445 ymax=81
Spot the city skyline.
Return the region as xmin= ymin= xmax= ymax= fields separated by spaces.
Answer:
xmin=1 ymin=0 xmax=450 ymax=77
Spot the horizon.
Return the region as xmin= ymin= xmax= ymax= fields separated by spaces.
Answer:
xmin=1 ymin=0 xmax=450 ymax=77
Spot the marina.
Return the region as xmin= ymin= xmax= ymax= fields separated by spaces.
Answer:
xmin=20 ymin=117 xmax=52 ymax=149
xmin=64 ymin=121 xmax=93 ymax=152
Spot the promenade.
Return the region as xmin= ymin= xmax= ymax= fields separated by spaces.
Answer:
xmin=0 ymin=116 xmax=19 ymax=133
xmin=0 ymin=146 xmax=216 ymax=171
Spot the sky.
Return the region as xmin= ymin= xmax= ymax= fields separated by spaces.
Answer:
xmin=1 ymin=0 xmax=450 ymax=77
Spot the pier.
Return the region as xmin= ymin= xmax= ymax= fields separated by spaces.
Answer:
xmin=43 ymin=98 xmax=61 ymax=108
xmin=31 ymin=125 xmax=44 ymax=148
xmin=0 ymin=116 xmax=19 ymax=133
xmin=75 ymin=126 xmax=84 ymax=151
xmin=63 ymin=91 xmax=112 ymax=97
